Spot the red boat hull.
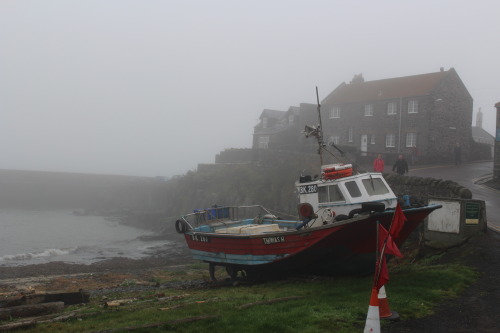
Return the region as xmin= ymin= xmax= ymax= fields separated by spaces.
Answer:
xmin=184 ymin=205 xmax=440 ymax=273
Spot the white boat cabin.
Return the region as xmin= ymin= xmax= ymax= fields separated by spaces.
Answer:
xmin=296 ymin=164 xmax=397 ymax=228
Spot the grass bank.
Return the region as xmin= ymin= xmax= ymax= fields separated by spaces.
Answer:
xmin=9 ymin=257 xmax=478 ymax=333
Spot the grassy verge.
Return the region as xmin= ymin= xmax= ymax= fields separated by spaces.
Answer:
xmin=3 ymin=259 xmax=478 ymax=333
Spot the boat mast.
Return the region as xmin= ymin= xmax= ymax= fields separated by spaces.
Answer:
xmin=315 ymin=86 xmax=325 ymax=165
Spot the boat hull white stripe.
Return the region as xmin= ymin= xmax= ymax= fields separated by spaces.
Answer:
xmin=190 ymin=249 xmax=290 ymax=265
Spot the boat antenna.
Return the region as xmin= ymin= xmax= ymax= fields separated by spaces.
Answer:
xmin=315 ymin=86 xmax=325 ymax=165
xmin=304 ymin=87 xmax=347 ymax=165
xmin=305 ymin=87 xmax=368 ymax=174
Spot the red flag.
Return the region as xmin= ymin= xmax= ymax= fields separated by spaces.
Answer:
xmin=389 ymin=202 xmax=406 ymax=239
xmin=374 ymin=255 xmax=389 ymax=291
xmin=378 ymin=224 xmax=403 ymax=258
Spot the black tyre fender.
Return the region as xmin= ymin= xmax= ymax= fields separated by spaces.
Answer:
xmin=335 ymin=214 xmax=349 ymax=221
xmin=348 ymin=208 xmax=364 ymax=218
xmin=175 ymin=219 xmax=187 ymax=233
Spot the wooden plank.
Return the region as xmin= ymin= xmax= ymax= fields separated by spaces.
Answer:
xmin=0 ymin=290 xmax=90 ymax=308
xmin=0 ymin=302 xmax=64 ymax=320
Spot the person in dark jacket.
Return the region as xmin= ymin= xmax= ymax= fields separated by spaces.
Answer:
xmin=392 ymin=154 xmax=409 ymax=175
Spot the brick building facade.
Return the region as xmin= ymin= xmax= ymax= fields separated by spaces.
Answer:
xmin=253 ymin=68 xmax=473 ymax=165
xmin=319 ymin=68 xmax=473 ymax=164
xmin=253 ymin=104 xmax=316 ymax=151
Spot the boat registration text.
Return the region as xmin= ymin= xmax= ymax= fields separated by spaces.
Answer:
xmin=191 ymin=234 xmax=210 ymax=243
xmin=298 ymin=184 xmax=318 ymax=194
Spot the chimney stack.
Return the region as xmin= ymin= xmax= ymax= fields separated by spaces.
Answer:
xmin=476 ymin=107 xmax=483 ymax=128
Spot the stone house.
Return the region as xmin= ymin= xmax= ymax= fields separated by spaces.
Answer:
xmin=319 ymin=68 xmax=473 ymax=164
xmin=253 ymin=104 xmax=316 ymax=150
xmin=471 ymin=108 xmax=494 ymax=158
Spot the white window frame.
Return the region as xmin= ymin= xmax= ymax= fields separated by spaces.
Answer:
xmin=386 ymin=134 xmax=395 ymax=147
xmin=348 ymin=127 xmax=353 ymax=142
xmin=364 ymin=104 xmax=373 ymax=116
xmin=258 ymin=136 xmax=269 ymax=149
xmin=387 ymin=102 xmax=397 ymax=115
xmin=408 ymin=100 xmax=418 ymax=113
xmin=406 ymin=133 xmax=417 ymax=147
xmin=262 ymin=117 xmax=268 ymax=128
xmin=329 ymin=106 xmax=340 ymax=119
xmin=328 ymin=135 xmax=340 ymax=145
xmin=370 ymin=134 xmax=376 ymax=144
xmin=288 ymin=115 xmax=294 ymax=123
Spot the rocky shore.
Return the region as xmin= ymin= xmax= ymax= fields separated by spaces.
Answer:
xmin=0 ymin=237 xmax=194 ymax=296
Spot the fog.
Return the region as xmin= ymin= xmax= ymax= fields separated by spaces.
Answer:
xmin=1 ymin=0 xmax=499 ymax=177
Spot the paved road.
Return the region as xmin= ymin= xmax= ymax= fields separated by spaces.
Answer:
xmin=409 ymin=161 xmax=500 ymax=231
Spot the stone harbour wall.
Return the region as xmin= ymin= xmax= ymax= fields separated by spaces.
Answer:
xmin=384 ymin=173 xmax=473 ymax=204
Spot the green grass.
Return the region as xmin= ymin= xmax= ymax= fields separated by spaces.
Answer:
xmin=4 ymin=262 xmax=478 ymax=333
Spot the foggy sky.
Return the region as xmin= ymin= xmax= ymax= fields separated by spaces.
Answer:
xmin=1 ymin=0 xmax=499 ymax=177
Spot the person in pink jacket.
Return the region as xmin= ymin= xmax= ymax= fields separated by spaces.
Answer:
xmin=373 ymin=154 xmax=385 ymax=172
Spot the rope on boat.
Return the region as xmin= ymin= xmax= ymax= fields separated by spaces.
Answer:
xmin=263 ymin=207 xmax=298 ymax=220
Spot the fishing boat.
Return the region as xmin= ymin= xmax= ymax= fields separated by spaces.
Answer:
xmin=175 ymin=88 xmax=442 ymax=281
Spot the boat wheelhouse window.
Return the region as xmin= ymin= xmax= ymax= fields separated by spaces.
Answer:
xmin=345 ymin=181 xmax=362 ymax=197
xmin=361 ymin=178 xmax=390 ymax=195
xmin=318 ymin=184 xmax=345 ymax=203
xmin=318 ymin=186 xmax=328 ymax=203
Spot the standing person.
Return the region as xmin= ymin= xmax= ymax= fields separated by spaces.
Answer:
xmin=454 ymin=143 xmax=462 ymax=165
xmin=373 ymin=154 xmax=385 ymax=173
xmin=411 ymin=146 xmax=419 ymax=165
xmin=392 ymin=154 xmax=409 ymax=175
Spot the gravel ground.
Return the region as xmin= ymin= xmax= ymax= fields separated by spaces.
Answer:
xmin=385 ymin=229 xmax=500 ymax=333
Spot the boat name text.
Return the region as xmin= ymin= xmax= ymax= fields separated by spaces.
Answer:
xmin=263 ymin=236 xmax=285 ymax=245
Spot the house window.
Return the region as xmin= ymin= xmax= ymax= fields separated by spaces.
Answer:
xmin=329 ymin=107 xmax=340 ymax=119
xmin=406 ymin=133 xmax=417 ymax=147
xmin=328 ymin=136 xmax=340 ymax=145
xmin=364 ymin=104 xmax=373 ymax=116
xmin=387 ymin=102 xmax=397 ymax=115
xmin=348 ymin=127 xmax=353 ymax=142
xmin=288 ymin=115 xmax=294 ymax=124
xmin=370 ymin=134 xmax=376 ymax=144
xmin=258 ymin=136 xmax=269 ymax=149
xmin=386 ymin=134 xmax=395 ymax=147
xmin=262 ymin=117 xmax=268 ymax=128
xmin=408 ymin=100 xmax=418 ymax=113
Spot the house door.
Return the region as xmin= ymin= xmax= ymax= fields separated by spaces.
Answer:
xmin=360 ymin=134 xmax=368 ymax=156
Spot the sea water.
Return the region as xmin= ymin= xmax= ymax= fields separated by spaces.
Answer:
xmin=0 ymin=210 xmax=171 ymax=266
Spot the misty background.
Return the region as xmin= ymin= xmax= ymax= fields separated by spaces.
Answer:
xmin=1 ymin=0 xmax=499 ymax=177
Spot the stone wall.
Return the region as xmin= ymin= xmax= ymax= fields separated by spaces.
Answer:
xmin=384 ymin=173 xmax=472 ymax=204
xmin=427 ymin=69 xmax=473 ymax=162
xmin=215 ymin=148 xmax=254 ymax=164
xmin=0 ymin=169 xmax=157 ymax=210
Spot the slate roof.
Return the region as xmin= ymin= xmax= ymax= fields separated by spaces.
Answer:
xmin=287 ymin=106 xmax=300 ymax=116
xmin=322 ymin=70 xmax=451 ymax=105
xmin=259 ymin=109 xmax=286 ymax=120
xmin=471 ymin=126 xmax=494 ymax=141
